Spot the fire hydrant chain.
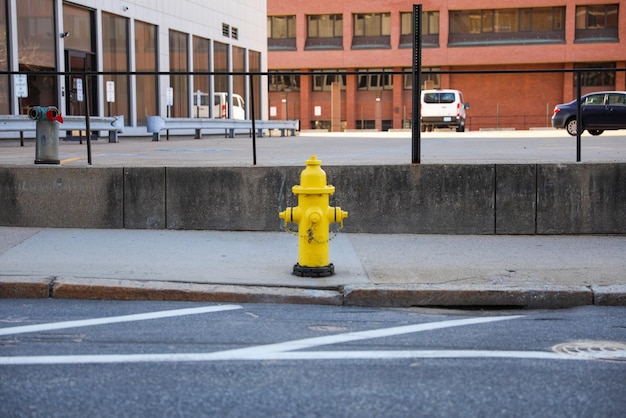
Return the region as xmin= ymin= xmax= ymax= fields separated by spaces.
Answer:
xmin=283 ymin=222 xmax=343 ymax=243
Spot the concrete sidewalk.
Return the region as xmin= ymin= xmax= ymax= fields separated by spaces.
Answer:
xmin=1 ymin=227 xmax=624 ymax=308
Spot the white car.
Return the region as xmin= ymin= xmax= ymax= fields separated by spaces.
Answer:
xmin=421 ymin=89 xmax=469 ymax=132
xmin=193 ymin=92 xmax=245 ymax=120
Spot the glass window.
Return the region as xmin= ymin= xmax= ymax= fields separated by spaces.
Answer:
xmin=583 ymin=93 xmax=606 ymax=105
xmin=308 ymin=14 xmax=342 ymax=38
xmin=576 ymin=4 xmax=619 ymax=29
xmin=193 ymin=36 xmax=210 ymax=98
xmin=403 ymin=68 xmax=440 ymax=90
xmin=357 ymin=69 xmax=392 ymax=91
xmin=135 ymin=20 xmax=157 ymax=125
xmin=17 ymin=0 xmax=57 ymax=110
xmin=232 ymin=46 xmax=245 ymax=113
xmin=102 ymin=13 xmax=129 ymax=120
xmin=267 ymin=16 xmax=296 ymax=39
xmin=312 ymin=70 xmax=345 ymax=91
xmin=0 ymin=0 xmax=9 ymax=113
xmin=574 ymin=63 xmax=616 ymax=87
xmin=353 ymin=13 xmax=391 ymax=37
xmin=169 ymin=30 xmax=188 ymax=117
xmin=213 ymin=41 xmax=229 ymax=95
xmin=607 ymin=93 xmax=626 ymax=106
xmin=401 ymin=11 xmax=439 ymax=35
xmin=248 ymin=50 xmax=261 ymax=119
xmin=63 ymin=4 xmax=92 ymax=52
xmin=494 ymin=9 xmax=518 ymax=33
xmin=269 ymin=72 xmax=300 ymax=92
xmin=449 ymin=7 xmax=565 ymax=45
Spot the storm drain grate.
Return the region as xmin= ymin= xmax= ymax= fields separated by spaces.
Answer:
xmin=552 ymin=340 xmax=626 ymax=362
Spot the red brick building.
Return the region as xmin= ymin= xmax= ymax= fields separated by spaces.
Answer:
xmin=267 ymin=0 xmax=626 ymax=131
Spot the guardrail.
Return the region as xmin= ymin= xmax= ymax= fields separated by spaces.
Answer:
xmin=145 ymin=116 xmax=299 ymax=141
xmin=0 ymin=114 xmax=124 ymax=144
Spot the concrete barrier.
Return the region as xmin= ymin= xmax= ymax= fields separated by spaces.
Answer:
xmin=0 ymin=164 xmax=624 ymax=234
xmin=0 ymin=167 xmax=123 ymax=228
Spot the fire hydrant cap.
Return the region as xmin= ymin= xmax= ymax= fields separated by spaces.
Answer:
xmin=293 ymin=155 xmax=335 ymax=195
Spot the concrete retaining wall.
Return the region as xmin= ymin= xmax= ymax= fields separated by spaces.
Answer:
xmin=1 ymin=163 xmax=624 ymax=234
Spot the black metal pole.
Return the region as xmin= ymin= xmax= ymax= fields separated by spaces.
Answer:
xmin=250 ymin=73 xmax=257 ymax=166
xmin=84 ymin=74 xmax=92 ymax=165
xmin=412 ymin=4 xmax=423 ymax=164
xmin=575 ymin=70 xmax=582 ymax=162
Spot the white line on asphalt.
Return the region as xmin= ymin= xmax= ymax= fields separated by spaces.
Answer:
xmin=0 ymin=305 xmax=242 ymax=336
xmin=0 ymin=315 xmax=545 ymax=365
xmin=215 ymin=315 xmax=524 ymax=357
xmin=0 ymin=350 xmax=582 ymax=365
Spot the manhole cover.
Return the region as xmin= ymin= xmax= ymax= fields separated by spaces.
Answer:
xmin=552 ymin=340 xmax=626 ymax=362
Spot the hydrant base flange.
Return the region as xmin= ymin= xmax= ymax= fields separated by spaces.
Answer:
xmin=293 ymin=263 xmax=334 ymax=278
xmin=34 ymin=158 xmax=61 ymax=165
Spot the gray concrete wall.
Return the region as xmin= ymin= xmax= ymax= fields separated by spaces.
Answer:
xmin=1 ymin=164 xmax=624 ymax=234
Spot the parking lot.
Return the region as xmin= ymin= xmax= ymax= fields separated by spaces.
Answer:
xmin=1 ymin=129 xmax=625 ymax=167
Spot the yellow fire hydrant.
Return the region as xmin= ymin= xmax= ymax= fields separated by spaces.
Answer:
xmin=279 ymin=155 xmax=348 ymax=277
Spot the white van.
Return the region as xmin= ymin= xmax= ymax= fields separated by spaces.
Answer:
xmin=193 ymin=92 xmax=245 ymax=120
xmin=420 ymin=89 xmax=469 ymax=132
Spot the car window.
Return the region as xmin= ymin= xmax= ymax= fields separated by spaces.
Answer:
xmin=439 ymin=93 xmax=455 ymax=103
xmin=583 ymin=94 xmax=605 ymax=106
xmin=608 ymin=94 xmax=626 ymax=106
xmin=423 ymin=93 xmax=438 ymax=104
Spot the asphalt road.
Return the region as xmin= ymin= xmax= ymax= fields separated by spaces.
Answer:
xmin=1 ymin=129 xmax=625 ymax=166
xmin=1 ymin=299 xmax=625 ymax=417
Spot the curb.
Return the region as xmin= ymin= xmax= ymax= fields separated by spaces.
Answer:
xmin=1 ymin=277 xmax=625 ymax=308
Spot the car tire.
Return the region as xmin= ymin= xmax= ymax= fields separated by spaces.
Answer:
xmin=565 ymin=118 xmax=578 ymax=136
xmin=589 ymin=130 xmax=604 ymax=136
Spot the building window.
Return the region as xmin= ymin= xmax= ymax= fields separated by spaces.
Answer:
xmin=574 ymin=63 xmax=616 ymax=88
xmin=269 ymin=72 xmax=300 ymax=92
xmin=169 ymin=30 xmax=188 ymax=117
xmin=312 ymin=70 xmax=346 ymax=91
xmin=0 ymin=0 xmax=8 ymax=114
xmin=449 ymin=7 xmax=565 ymax=46
xmin=135 ymin=20 xmax=157 ymax=125
xmin=357 ymin=69 xmax=393 ymax=91
xmin=575 ymin=4 xmax=619 ymax=43
xmin=16 ymin=0 xmax=58 ymax=111
xmin=400 ymin=11 xmax=440 ymax=48
xmin=213 ymin=41 xmax=228 ymax=95
xmin=352 ymin=13 xmax=391 ymax=49
xmin=268 ymin=15 xmax=296 ymax=50
xmin=403 ymin=68 xmax=440 ymax=90
xmin=193 ymin=36 xmax=210 ymax=117
xmin=305 ymin=14 xmax=343 ymax=50
xmin=249 ymin=50 xmax=261 ymax=120
xmin=232 ymin=45 xmax=246 ymax=114
xmin=102 ymin=13 xmax=130 ymax=121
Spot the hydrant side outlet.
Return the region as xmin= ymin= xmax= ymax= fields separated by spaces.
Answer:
xmin=279 ymin=155 xmax=348 ymax=278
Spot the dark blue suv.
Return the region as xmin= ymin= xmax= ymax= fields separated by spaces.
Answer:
xmin=552 ymin=91 xmax=626 ymax=136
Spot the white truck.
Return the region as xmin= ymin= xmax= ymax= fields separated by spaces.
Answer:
xmin=420 ymin=89 xmax=469 ymax=132
xmin=193 ymin=92 xmax=245 ymax=120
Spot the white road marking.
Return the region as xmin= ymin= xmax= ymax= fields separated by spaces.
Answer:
xmin=0 ymin=305 xmax=242 ymax=336
xmin=216 ymin=315 xmax=524 ymax=356
xmin=0 ymin=350 xmax=580 ymax=365
xmin=0 ymin=314 xmax=556 ymax=366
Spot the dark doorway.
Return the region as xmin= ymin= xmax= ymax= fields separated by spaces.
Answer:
xmin=65 ymin=50 xmax=97 ymax=117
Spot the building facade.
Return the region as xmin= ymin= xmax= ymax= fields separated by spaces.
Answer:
xmin=267 ymin=0 xmax=626 ymax=131
xmin=0 ymin=0 xmax=267 ymax=135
